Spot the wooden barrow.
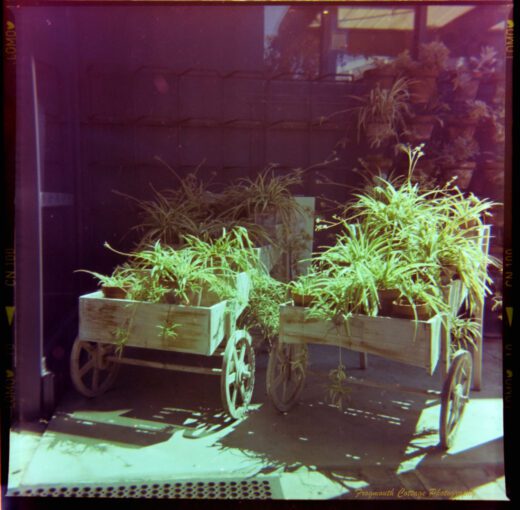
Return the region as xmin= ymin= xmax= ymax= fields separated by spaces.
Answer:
xmin=70 ymin=272 xmax=255 ymax=419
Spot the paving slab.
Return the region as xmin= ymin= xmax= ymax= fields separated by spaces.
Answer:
xmin=9 ymin=338 xmax=508 ymax=500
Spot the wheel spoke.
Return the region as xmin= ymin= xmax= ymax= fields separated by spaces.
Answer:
xmin=227 ymin=371 xmax=237 ymax=386
xmin=92 ymin=367 xmax=100 ymax=391
xmin=272 ymin=369 xmax=285 ymax=389
xmin=78 ymin=359 xmax=95 ymax=378
xmin=83 ymin=342 xmax=96 ymax=355
xmin=239 ymin=381 xmax=246 ymax=400
xmin=281 ymin=377 xmax=288 ymax=401
xmin=231 ymin=386 xmax=238 ymax=407
xmin=238 ymin=344 xmax=246 ymax=365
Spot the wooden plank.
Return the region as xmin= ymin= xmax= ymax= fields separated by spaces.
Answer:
xmin=280 ymin=305 xmax=440 ymax=371
xmin=472 ymin=225 xmax=490 ymax=391
xmin=106 ymin=356 xmax=223 ymax=375
xmin=343 ymin=375 xmax=441 ymax=398
xmin=78 ymin=292 xmax=227 ymax=355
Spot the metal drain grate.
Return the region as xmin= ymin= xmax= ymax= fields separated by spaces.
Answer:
xmin=7 ymin=477 xmax=282 ymax=499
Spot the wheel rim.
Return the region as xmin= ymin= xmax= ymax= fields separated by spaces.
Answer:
xmin=70 ymin=339 xmax=120 ymax=397
xmin=266 ymin=340 xmax=307 ymax=413
xmin=440 ymin=349 xmax=472 ymax=449
xmin=221 ymin=330 xmax=255 ymax=419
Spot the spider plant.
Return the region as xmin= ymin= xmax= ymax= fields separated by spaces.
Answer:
xmin=75 ymin=269 xmax=133 ymax=289
xmin=238 ymin=269 xmax=288 ymax=344
xmin=351 ymin=78 xmax=412 ymax=148
xmin=450 ymin=316 xmax=481 ymax=354
xmin=223 ymin=166 xmax=306 ymax=235
xmin=103 ymin=241 xmax=222 ymax=305
xmin=182 ymin=226 xmax=259 ymax=274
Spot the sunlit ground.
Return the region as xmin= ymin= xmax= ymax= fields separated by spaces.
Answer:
xmin=8 ymin=343 xmax=508 ymax=500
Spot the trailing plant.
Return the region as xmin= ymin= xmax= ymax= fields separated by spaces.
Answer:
xmin=450 ymin=316 xmax=480 ymax=354
xmin=238 ymin=269 xmax=288 ymax=344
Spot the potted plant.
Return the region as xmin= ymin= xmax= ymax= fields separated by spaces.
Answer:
xmin=391 ymin=279 xmax=448 ymax=320
xmin=404 ymin=98 xmax=449 ymax=143
xmin=395 ymin=41 xmax=450 ymax=104
xmin=437 ymin=137 xmax=480 ymax=190
xmin=445 ymin=100 xmax=489 ymax=140
xmin=288 ymin=272 xmax=323 ymax=307
xmin=351 ymin=78 xmax=411 ymax=148
xmin=75 ymin=269 xmax=134 ymax=299
xmin=452 ymin=46 xmax=499 ymax=102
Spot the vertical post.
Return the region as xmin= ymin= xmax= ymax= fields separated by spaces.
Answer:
xmin=412 ymin=5 xmax=428 ymax=59
xmin=15 ymin=51 xmax=44 ymax=423
xmin=319 ymin=7 xmax=338 ymax=77
xmin=472 ymin=225 xmax=491 ymax=391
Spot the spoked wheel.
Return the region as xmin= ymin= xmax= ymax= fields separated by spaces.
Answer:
xmin=70 ymin=338 xmax=120 ymax=397
xmin=220 ymin=330 xmax=255 ymax=419
xmin=266 ymin=339 xmax=308 ymax=412
xmin=439 ymin=349 xmax=473 ymax=450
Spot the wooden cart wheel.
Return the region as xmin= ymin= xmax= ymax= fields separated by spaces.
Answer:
xmin=70 ymin=338 xmax=120 ymax=397
xmin=220 ymin=330 xmax=255 ymax=419
xmin=439 ymin=349 xmax=473 ymax=450
xmin=266 ymin=339 xmax=308 ymax=413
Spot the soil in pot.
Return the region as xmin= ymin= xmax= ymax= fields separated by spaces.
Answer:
xmin=291 ymin=290 xmax=314 ymax=307
xmin=391 ymin=300 xmax=433 ymax=320
xmin=101 ymin=285 xmax=130 ymax=299
xmin=442 ymin=161 xmax=476 ymax=189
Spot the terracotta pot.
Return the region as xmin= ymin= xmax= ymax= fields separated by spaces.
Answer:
xmin=446 ymin=117 xmax=478 ymax=139
xmin=482 ymin=159 xmax=504 ymax=187
xmin=101 ymin=285 xmax=129 ymax=299
xmin=408 ymin=72 xmax=438 ymax=104
xmin=442 ymin=161 xmax=476 ymax=189
xmin=405 ymin=115 xmax=436 ymax=142
xmin=291 ymin=290 xmax=314 ymax=307
xmin=378 ymin=288 xmax=400 ymax=316
xmin=391 ymin=300 xmax=433 ymax=320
